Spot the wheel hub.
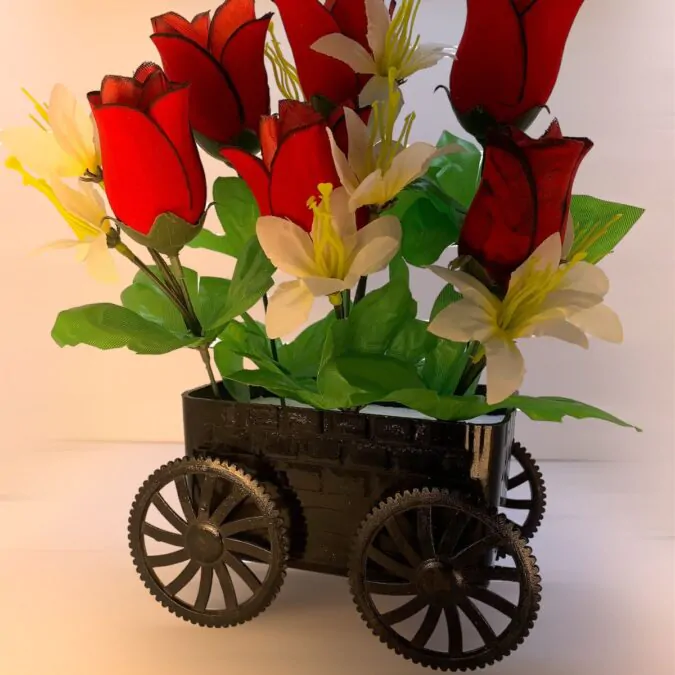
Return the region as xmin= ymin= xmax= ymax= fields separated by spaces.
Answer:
xmin=416 ymin=559 xmax=461 ymax=597
xmin=185 ymin=522 xmax=224 ymax=565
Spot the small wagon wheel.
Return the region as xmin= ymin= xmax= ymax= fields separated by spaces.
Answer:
xmin=349 ymin=489 xmax=541 ymax=671
xmin=128 ymin=457 xmax=289 ymax=627
xmin=502 ymin=443 xmax=547 ymax=539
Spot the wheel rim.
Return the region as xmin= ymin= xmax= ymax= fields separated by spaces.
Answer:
xmin=129 ymin=458 xmax=288 ymax=626
xmin=351 ymin=490 xmax=541 ymax=671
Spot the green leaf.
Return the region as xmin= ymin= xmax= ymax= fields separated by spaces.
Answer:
xmin=334 ymin=354 xmax=426 ymax=396
xmin=430 ymin=284 xmax=463 ymax=320
xmin=217 ymin=318 xmax=278 ymax=371
xmin=428 ymin=130 xmax=482 ymax=209
xmin=278 ymin=313 xmax=336 ymax=379
xmin=196 ymin=276 xmax=231 ymax=334
xmin=213 ymin=236 xmax=274 ymax=325
xmin=347 ymin=279 xmax=417 ymax=353
xmin=121 ymin=274 xmax=186 ymax=335
xmin=187 ymin=229 xmax=233 ymax=256
xmin=569 ymin=195 xmax=645 ymax=264
xmin=211 ymin=177 xmax=260 ymax=259
xmin=388 ymin=254 xmax=410 ymax=285
xmin=213 ymin=341 xmax=250 ymax=402
xmin=387 ymin=319 xmax=437 ymax=366
xmin=226 ymin=368 xmax=327 ymax=408
xmin=52 ymin=303 xmax=197 ymax=355
xmin=421 ymin=340 xmax=470 ymax=395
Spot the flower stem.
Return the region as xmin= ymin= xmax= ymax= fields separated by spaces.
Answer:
xmin=456 ymin=342 xmax=486 ymax=395
xmin=199 ymin=345 xmax=220 ymax=398
xmin=354 ymin=276 xmax=368 ymax=304
xmin=150 ymin=249 xmax=184 ymax=301
xmin=169 ymin=255 xmax=201 ymax=334
xmin=262 ymin=293 xmax=285 ymax=406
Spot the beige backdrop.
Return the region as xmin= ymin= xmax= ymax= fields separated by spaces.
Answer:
xmin=0 ymin=0 xmax=673 ymax=478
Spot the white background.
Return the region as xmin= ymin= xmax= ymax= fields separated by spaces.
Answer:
xmin=0 ymin=1 xmax=673 ymax=472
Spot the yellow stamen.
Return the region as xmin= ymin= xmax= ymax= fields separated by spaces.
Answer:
xmin=21 ymin=88 xmax=50 ymax=124
xmin=265 ymin=22 xmax=303 ymax=100
xmin=307 ymin=183 xmax=347 ymax=279
xmin=381 ymin=0 xmax=423 ymax=79
xmin=570 ymin=214 xmax=622 ymax=259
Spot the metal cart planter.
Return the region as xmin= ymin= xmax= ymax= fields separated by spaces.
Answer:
xmin=128 ymin=384 xmax=547 ymax=671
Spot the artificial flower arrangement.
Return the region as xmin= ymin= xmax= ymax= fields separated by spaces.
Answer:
xmin=1 ymin=0 xmax=646 ymax=670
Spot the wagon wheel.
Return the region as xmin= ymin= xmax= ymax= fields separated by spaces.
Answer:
xmin=502 ymin=443 xmax=547 ymax=539
xmin=128 ymin=457 xmax=289 ymax=627
xmin=349 ymin=489 xmax=541 ymax=671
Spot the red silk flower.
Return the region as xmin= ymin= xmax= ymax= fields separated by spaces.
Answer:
xmin=458 ymin=120 xmax=593 ymax=287
xmin=450 ymin=0 xmax=585 ymax=130
xmin=151 ymin=0 xmax=272 ymax=145
xmin=273 ymin=0 xmax=368 ymax=106
xmin=88 ymin=63 xmax=207 ymax=235
xmin=220 ymin=100 xmax=346 ymax=232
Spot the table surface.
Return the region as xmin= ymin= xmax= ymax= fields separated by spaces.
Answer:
xmin=1 ymin=442 xmax=673 ymax=675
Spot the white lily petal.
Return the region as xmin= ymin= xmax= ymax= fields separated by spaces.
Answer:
xmin=256 ymin=216 xmax=317 ymax=278
xmin=562 ymin=213 xmax=575 ymax=259
xmin=348 ymin=169 xmax=390 ymax=210
xmin=266 ymin=280 xmax=314 ymax=339
xmin=327 ymin=128 xmax=360 ymax=195
xmin=349 ymin=236 xmax=401 ymax=278
xmin=49 ymin=84 xmax=98 ymax=174
xmin=50 ymin=178 xmax=105 ymax=228
xmin=428 ymin=299 xmax=494 ymax=343
xmin=380 ymin=141 xmax=439 ymax=198
xmin=330 ymin=185 xmax=358 ymax=245
xmin=365 ymin=0 xmax=390 ymax=61
xmin=540 ymin=290 xmax=604 ymax=314
xmin=560 ymin=260 xmax=610 ymax=297
xmin=302 ymin=276 xmax=346 ymax=297
xmin=428 ymin=267 xmax=500 ymax=314
xmin=312 ymin=34 xmax=377 ymax=74
xmin=530 ymin=318 xmax=590 ymax=348
xmin=0 ymin=126 xmax=80 ymax=177
xmin=33 ymin=238 xmax=83 ymax=256
xmin=568 ymin=304 xmax=624 ymax=344
xmin=484 ymin=338 xmax=526 ymax=405
xmin=343 ymin=108 xmax=371 ymax=182
xmin=85 ymin=234 xmax=118 ymax=284
xmin=400 ymin=43 xmax=449 ymax=77
xmin=358 ymin=75 xmax=394 ymax=107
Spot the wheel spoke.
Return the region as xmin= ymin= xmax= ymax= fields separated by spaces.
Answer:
xmin=437 ymin=511 xmax=468 ymax=556
xmin=385 ymin=517 xmax=422 ymax=568
xmin=503 ymin=498 xmax=532 ymax=510
xmin=151 ymin=494 xmax=188 ymax=534
xmin=367 ymin=546 xmax=416 ymax=582
xmin=142 ymin=522 xmax=184 ymax=547
xmin=174 ymin=475 xmax=196 ymax=524
xmin=507 ymin=471 xmax=529 ymax=490
xmin=222 ymin=550 xmax=262 ymax=592
xmin=165 ymin=559 xmax=200 ymax=595
xmin=381 ymin=595 xmax=428 ymax=626
xmin=215 ymin=563 xmax=238 ymax=609
xmin=445 ymin=604 xmax=464 ymax=657
xmin=210 ymin=487 xmax=246 ymax=526
xmin=196 ymin=476 xmax=216 ymax=521
xmin=194 ymin=567 xmax=214 ymax=612
xmin=220 ymin=516 xmax=270 ymax=538
xmin=451 ymin=534 xmax=502 ymax=567
xmin=456 ymin=592 xmax=497 ymax=645
xmin=417 ymin=508 xmax=435 ymax=560
xmin=225 ymin=539 xmax=272 ymax=564
xmin=466 ymin=586 xmax=518 ymax=619
xmin=483 ymin=565 xmax=520 ymax=583
xmin=411 ymin=604 xmax=442 ymax=648
xmin=365 ymin=581 xmax=417 ymax=596
xmin=147 ymin=547 xmax=191 ymax=568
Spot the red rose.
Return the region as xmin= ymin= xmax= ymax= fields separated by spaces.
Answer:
xmin=272 ymin=0 xmax=366 ymax=107
xmin=221 ymin=100 xmax=343 ymax=231
xmin=458 ymin=121 xmax=593 ymax=286
xmin=88 ymin=63 xmax=206 ymax=236
xmin=450 ymin=0 xmax=585 ymax=133
xmin=151 ymin=0 xmax=272 ymax=145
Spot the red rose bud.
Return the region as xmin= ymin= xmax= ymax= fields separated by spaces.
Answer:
xmin=151 ymin=0 xmax=272 ymax=146
xmin=88 ymin=63 xmax=207 ymax=239
xmin=450 ymin=0 xmax=584 ymax=135
xmin=273 ymin=0 xmax=366 ymax=107
xmin=221 ymin=100 xmax=342 ymax=231
xmin=458 ymin=121 xmax=593 ymax=287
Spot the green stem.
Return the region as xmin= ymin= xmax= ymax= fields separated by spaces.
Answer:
xmin=456 ymin=342 xmax=486 ymax=395
xmin=342 ymin=289 xmax=352 ymax=317
xmin=150 ymin=249 xmax=184 ymax=302
xmin=168 ymin=254 xmax=203 ymax=337
xmin=199 ymin=346 xmax=220 ymax=398
xmin=354 ymin=276 xmax=368 ymax=304
xmin=262 ymin=293 xmax=285 ymax=406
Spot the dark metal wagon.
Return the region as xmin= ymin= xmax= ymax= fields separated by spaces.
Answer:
xmin=128 ymin=384 xmax=547 ymax=671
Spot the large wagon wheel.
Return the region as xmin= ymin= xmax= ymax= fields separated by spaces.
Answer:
xmin=128 ymin=457 xmax=289 ymax=627
xmin=349 ymin=489 xmax=541 ymax=671
xmin=502 ymin=443 xmax=547 ymax=539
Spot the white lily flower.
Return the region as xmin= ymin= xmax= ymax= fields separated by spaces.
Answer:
xmin=327 ymin=85 xmax=463 ymax=211
xmin=428 ymin=234 xmax=623 ymax=404
xmin=257 ymin=184 xmax=402 ymax=338
xmin=312 ymin=0 xmax=450 ymax=106
xmin=0 ymin=85 xmax=101 ymax=179
xmin=7 ymin=157 xmax=116 ymax=283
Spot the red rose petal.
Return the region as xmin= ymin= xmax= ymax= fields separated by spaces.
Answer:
xmin=260 ymin=116 xmax=280 ymax=169
xmin=100 ymin=75 xmax=143 ymax=107
xmin=191 ymin=11 xmax=211 ymax=48
xmin=92 ymin=106 xmax=192 ymax=235
xmin=151 ymin=33 xmax=244 ymax=143
xmin=219 ymin=147 xmax=272 ymax=216
xmin=151 ymin=11 xmax=205 ymax=43
xmin=269 ymin=123 xmax=341 ymax=231
xmin=221 ymin=15 xmax=272 ymax=132
xmin=278 ymin=100 xmax=323 ymax=139
xmin=209 ymin=0 xmax=256 ymax=59
xmin=330 ymin=0 xmax=369 ymax=51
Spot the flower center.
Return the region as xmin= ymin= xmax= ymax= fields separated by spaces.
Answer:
xmin=308 ymin=183 xmax=347 ymax=280
xmin=381 ymin=0 xmax=423 ymax=79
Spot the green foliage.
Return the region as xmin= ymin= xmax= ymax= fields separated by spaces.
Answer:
xmin=334 ymin=355 xmax=426 ymax=395
xmin=387 ymin=319 xmax=437 ymax=366
xmin=430 ymin=284 xmax=463 ymax=320
xmin=189 ymin=177 xmax=260 ymax=259
xmin=278 ymin=314 xmax=336 ymax=379
xmin=569 ymin=195 xmax=645 ymax=264
xmin=421 ymin=340 xmax=470 ymax=395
